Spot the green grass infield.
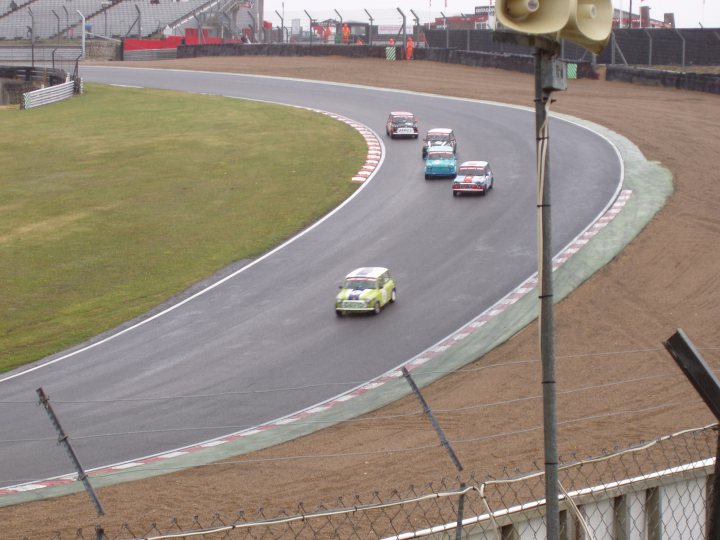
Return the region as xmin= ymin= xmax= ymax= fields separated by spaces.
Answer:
xmin=0 ymin=84 xmax=366 ymax=373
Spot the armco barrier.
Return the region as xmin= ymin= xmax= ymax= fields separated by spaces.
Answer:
xmin=606 ymin=65 xmax=720 ymax=94
xmin=122 ymin=48 xmax=178 ymax=61
xmin=22 ymin=79 xmax=79 ymax=109
xmin=177 ymin=43 xmax=394 ymax=60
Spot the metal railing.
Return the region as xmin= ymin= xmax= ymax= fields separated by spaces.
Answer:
xmin=21 ymin=77 xmax=81 ymax=109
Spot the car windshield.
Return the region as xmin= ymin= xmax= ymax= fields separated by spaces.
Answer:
xmin=427 ymin=134 xmax=449 ymax=142
xmin=428 ymin=152 xmax=453 ymax=160
xmin=344 ymin=279 xmax=377 ymax=289
xmin=458 ymin=166 xmax=486 ymax=175
xmin=393 ymin=116 xmax=414 ymax=125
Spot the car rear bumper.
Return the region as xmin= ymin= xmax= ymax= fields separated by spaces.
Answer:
xmin=452 ymin=185 xmax=486 ymax=192
xmin=392 ymin=130 xmax=418 ymax=137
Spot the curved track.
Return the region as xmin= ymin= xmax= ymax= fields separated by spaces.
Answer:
xmin=0 ymin=67 xmax=621 ymax=488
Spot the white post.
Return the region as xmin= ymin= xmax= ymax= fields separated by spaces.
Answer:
xmin=76 ymin=10 xmax=85 ymax=59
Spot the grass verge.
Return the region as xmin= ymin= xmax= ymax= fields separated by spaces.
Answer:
xmin=0 ymin=84 xmax=366 ymax=372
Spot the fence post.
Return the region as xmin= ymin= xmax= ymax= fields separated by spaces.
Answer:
xmin=36 ymin=387 xmax=105 ymax=516
xmin=365 ymin=9 xmax=374 ymax=46
xmin=663 ymin=329 xmax=720 ymax=538
xmin=401 ymin=367 xmax=466 ymax=537
xmin=675 ymin=29 xmax=686 ymax=68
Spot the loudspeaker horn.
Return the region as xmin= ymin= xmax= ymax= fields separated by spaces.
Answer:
xmin=495 ymin=0 xmax=571 ymax=35
xmin=559 ymin=0 xmax=613 ymax=53
xmin=495 ymin=0 xmax=613 ymax=54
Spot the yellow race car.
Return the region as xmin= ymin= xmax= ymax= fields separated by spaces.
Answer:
xmin=335 ymin=267 xmax=396 ymax=316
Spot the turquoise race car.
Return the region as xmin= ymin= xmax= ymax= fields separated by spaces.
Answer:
xmin=424 ymin=145 xmax=457 ymax=179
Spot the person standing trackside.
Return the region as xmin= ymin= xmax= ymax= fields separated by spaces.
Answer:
xmin=406 ymin=36 xmax=414 ymax=60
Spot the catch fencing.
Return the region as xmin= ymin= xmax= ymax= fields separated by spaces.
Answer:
xmin=32 ymin=424 xmax=718 ymax=540
xmin=416 ymin=28 xmax=720 ymax=68
xmin=0 ymin=46 xmax=82 ymax=66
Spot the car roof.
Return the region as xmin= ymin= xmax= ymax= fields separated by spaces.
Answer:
xmin=390 ymin=111 xmax=415 ymax=117
xmin=459 ymin=160 xmax=489 ymax=168
xmin=427 ymin=128 xmax=453 ymax=134
xmin=345 ymin=267 xmax=388 ymax=279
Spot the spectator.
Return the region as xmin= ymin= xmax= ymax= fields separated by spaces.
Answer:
xmin=9 ymin=0 xmax=18 ymax=10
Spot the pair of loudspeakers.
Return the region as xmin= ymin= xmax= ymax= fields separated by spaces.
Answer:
xmin=495 ymin=0 xmax=613 ymax=53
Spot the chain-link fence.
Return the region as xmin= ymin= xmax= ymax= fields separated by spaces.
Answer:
xmin=423 ymin=28 xmax=720 ymax=67
xmin=27 ymin=424 xmax=717 ymax=540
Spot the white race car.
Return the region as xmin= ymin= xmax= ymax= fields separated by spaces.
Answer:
xmin=452 ymin=161 xmax=494 ymax=196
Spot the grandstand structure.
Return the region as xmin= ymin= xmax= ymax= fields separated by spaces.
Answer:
xmin=0 ymin=0 xmax=257 ymax=41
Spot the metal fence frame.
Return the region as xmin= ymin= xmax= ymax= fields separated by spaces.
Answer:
xmin=29 ymin=424 xmax=717 ymax=540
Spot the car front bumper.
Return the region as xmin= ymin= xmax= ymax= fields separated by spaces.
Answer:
xmin=426 ymin=169 xmax=456 ymax=177
xmin=337 ymin=301 xmax=374 ymax=312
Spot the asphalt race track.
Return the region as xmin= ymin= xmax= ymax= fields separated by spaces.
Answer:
xmin=0 ymin=67 xmax=621 ymax=488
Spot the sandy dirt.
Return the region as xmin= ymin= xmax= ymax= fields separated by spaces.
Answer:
xmin=3 ymin=57 xmax=719 ymax=538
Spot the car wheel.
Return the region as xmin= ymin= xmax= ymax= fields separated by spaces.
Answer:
xmin=425 ymin=174 xmax=430 ymax=180
xmin=390 ymin=289 xmax=397 ymax=303
xmin=336 ymin=310 xmax=343 ymax=317
xmin=372 ymin=301 xmax=381 ymax=315
xmin=453 ymin=191 xmax=459 ymax=197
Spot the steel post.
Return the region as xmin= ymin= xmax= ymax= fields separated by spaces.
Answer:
xmin=535 ymin=47 xmax=560 ymax=540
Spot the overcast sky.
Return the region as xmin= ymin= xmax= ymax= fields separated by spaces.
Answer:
xmin=265 ymin=1 xmax=720 ymax=29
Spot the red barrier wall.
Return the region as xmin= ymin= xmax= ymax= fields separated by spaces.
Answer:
xmin=123 ymin=33 xmax=240 ymax=51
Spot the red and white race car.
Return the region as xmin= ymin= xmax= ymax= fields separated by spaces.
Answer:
xmin=452 ymin=161 xmax=494 ymax=196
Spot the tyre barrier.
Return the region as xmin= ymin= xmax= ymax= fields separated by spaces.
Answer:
xmin=606 ymin=65 xmax=720 ymax=94
xmin=0 ymin=65 xmax=74 ymax=106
